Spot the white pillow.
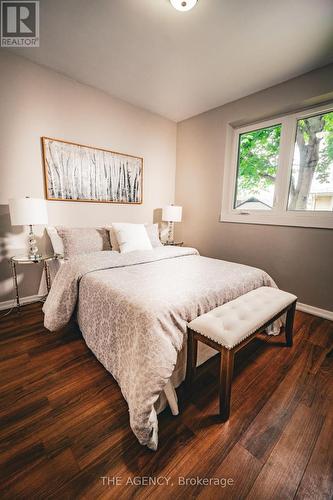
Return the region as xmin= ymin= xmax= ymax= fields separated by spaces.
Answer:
xmin=46 ymin=226 xmax=65 ymax=256
xmin=108 ymin=223 xmax=162 ymax=251
xmin=111 ymin=223 xmax=153 ymax=253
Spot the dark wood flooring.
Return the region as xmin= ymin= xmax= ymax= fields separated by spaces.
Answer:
xmin=0 ymin=303 xmax=332 ymax=499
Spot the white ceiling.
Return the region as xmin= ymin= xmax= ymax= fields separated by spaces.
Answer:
xmin=11 ymin=0 xmax=333 ymax=122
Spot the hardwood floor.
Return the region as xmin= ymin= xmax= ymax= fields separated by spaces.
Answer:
xmin=0 ymin=303 xmax=332 ymax=499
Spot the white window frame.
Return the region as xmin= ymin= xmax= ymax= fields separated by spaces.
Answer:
xmin=221 ymin=103 xmax=333 ymax=229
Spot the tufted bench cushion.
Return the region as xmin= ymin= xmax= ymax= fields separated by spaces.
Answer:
xmin=188 ymin=286 xmax=297 ymax=350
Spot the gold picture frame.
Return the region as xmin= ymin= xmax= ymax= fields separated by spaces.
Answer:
xmin=41 ymin=137 xmax=143 ymax=204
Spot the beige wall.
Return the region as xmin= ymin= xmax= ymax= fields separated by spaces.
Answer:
xmin=1 ymin=52 xmax=332 ymax=311
xmin=176 ymin=64 xmax=333 ymax=311
xmin=0 ymin=51 xmax=177 ymax=303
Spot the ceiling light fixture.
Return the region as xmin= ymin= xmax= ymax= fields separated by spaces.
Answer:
xmin=170 ymin=0 xmax=198 ymax=12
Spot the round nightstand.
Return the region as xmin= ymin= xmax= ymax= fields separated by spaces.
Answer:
xmin=10 ymin=255 xmax=55 ymax=309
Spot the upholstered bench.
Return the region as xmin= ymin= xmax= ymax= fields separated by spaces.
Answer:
xmin=186 ymin=286 xmax=297 ymax=421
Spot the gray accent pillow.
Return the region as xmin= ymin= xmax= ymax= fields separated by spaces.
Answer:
xmin=145 ymin=223 xmax=163 ymax=248
xmin=56 ymin=227 xmax=111 ymax=258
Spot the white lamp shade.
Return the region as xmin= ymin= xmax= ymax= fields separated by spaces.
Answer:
xmin=162 ymin=205 xmax=182 ymax=222
xmin=9 ymin=198 xmax=48 ymax=226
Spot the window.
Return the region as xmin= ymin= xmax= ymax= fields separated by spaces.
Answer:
xmin=288 ymin=112 xmax=333 ymax=212
xmin=221 ymin=104 xmax=333 ymax=228
xmin=235 ymin=124 xmax=281 ymax=210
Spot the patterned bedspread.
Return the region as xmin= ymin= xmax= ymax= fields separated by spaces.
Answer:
xmin=43 ymin=247 xmax=277 ymax=449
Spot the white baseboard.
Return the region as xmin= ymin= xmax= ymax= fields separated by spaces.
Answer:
xmin=296 ymin=302 xmax=333 ymax=321
xmin=0 ymin=294 xmax=43 ymax=311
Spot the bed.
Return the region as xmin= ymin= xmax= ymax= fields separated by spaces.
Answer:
xmin=43 ymin=245 xmax=278 ymax=450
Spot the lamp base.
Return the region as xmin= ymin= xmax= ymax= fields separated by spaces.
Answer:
xmin=166 ymin=221 xmax=174 ymax=245
xmin=28 ymin=225 xmax=41 ymax=261
xmin=28 ymin=254 xmax=42 ymax=261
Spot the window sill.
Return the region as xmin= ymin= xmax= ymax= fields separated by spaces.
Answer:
xmin=220 ymin=212 xmax=333 ymax=229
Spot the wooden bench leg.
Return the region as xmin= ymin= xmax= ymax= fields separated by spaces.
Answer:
xmin=285 ymin=300 xmax=296 ymax=347
xmin=186 ymin=328 xmax=198 ymax=390
xmin=219 ymin=347 xmax=234 ymax=421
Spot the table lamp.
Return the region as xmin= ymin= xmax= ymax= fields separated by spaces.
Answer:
xmin=162 ymin=205 xmax=182 ymax=244
xmin=9 ymin=197 xmax=48 ymax=260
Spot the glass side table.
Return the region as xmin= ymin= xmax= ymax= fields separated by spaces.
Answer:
xmin=10 ymin=255 xmax=54 ymax=310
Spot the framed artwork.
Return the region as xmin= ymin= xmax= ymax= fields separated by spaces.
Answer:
xmin=41 ymin=137 xmax=143 ymax=204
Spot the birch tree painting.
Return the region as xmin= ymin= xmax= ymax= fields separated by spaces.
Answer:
xmin=42 ymin=138 xmax=143 ymax=203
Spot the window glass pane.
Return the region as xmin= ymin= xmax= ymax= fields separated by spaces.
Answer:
xmin=288 ymin=111 xmax=333 ymax=211
xmin=234 ymin=124 xmax=281 ymax=210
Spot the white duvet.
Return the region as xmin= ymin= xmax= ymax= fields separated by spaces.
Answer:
xmin=43 ymin=247 xmax=278 ymax=449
